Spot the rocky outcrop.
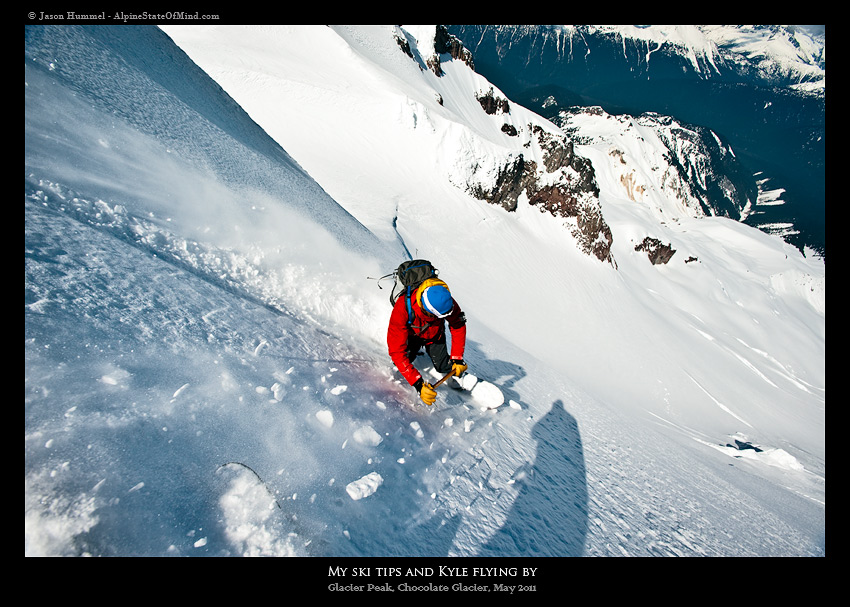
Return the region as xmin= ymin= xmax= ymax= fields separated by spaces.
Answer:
xmin=426 ymin=25 xmax=475 ymax=76
xmin=433 ymin=25 xmax=474 ymax=69
xmin=529 ymin=184 xmax=613 ymax=263
xmin=635 ymin=236 xmax=676 ymax=264
xmin=534 ymin=125 xmax=573 ymax=172
xmin=394 ymin=33 xmax=414 ymax=59
xmin=396 ymin=25 xmax=474 ymax=77
xmin=398 ymin=25 xmax=614 ymax=264
xmin=467 ymin=155 xmax=534 ymax=212
xmin=476 ymin=88 xmax=511 ymax=115
xmin=468 ymin=126 xmax=613 ymax=264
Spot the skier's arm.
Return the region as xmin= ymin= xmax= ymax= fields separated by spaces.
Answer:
xmin=387 ymin=301 xmax=421 ymax=386
xmin=446 ymin=300 xmax=467 ymax=363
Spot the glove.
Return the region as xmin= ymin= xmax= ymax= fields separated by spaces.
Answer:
xmin=414 ymin=378 xmax=437 ymax=406
xmin=451 ymin=359 xmax=468 ymax=376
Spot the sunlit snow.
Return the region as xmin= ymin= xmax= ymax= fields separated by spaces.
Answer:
xmin=25 ymin=25 xmax=824 ymax=559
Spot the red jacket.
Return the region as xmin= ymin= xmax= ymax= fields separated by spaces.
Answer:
xmin=387 ymin=282 xmax=467 ymax=386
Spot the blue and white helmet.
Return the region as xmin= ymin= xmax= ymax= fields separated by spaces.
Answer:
xmin=422 ymin=285 xmax=453 ymax=318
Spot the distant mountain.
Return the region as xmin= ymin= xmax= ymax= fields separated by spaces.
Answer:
xmin=449 ymin=25 xmax=824 ymax=95
xmin=448 ymin=25 xmax=826 ymax=257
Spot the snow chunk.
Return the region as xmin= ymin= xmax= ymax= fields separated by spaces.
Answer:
xmin=456 ymin=373 xmax=478 ymax=391
xmin=352 ymin=425 xmax=382 ymax=447
xmin=316 ymin=410 xmax=334 ymax=428
xmin=410 ymin=421 xmax=424 ymax=438
xmin=471 ymin=380 xmax=505 ymax=409
xmin=762 ymin=448 xmax=806 ymax=471
xmin=217 ymin=464 xmax=298 ymax=556
xmin=346 ymin=472 xmax=383 ymax=500
xmin=99 ymin=366 xmax=130 ymax=387
xmin=172 ymin=383 xmax=190 ymax=399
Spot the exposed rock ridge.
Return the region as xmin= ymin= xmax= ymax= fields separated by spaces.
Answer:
xmin=635 ymin=236 xmax=676 ymax=265
xmin=396 ymin=25 xmax=614 ymax=264
xmin=467 ymin=125 xmax=612 ymax=264
xmin=476 ymin=87 xmax=510 ymax=114
xmin=433 ymin=24 xmax=474 ymax=70
xmin=418 ymin=25 xmax=475 ymax=76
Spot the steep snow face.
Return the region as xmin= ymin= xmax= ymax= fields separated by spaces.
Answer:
xmin=25 ymin=24 xmax=403 ymax=558
xmin=26 ymin=25 xmax=824 ymax=558
xmin=159 ymin=25 xmax=600 ymax=247
xmin=161 ymin=22 xmax=823 ymax=474
xmin=24 ymin=25 xmax=394 ymax=347
xmin=583 ymin=25 xmax=725 ymax=76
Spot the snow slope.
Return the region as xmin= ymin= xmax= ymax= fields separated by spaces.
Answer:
xmin=25 ymin=24 xmax=824 ymax=560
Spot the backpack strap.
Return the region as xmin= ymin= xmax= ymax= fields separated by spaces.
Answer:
xmin=405 ymin=285 xmax=414 ymax=326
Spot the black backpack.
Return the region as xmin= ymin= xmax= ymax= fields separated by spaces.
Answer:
xmin=371 ymin=259 xmax=442 ymax=325
xmin=389 ymin=259 xmax=438 ymax=307
xmin=393 ymin=259 xmax=441 ymax=330
xmin=369 ymin=259 xmax=440 ymax=329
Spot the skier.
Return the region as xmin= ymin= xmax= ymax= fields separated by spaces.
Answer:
xmin=387 ymin=278 xmax=467 ymax=405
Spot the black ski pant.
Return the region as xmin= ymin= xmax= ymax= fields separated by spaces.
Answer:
xmin=407 ymin=334 xmax=452 ymax=376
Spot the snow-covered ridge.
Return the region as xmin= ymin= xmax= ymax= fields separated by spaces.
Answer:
xmin=555 ymin=106 xmax=754 ymax=223
xmin=469 ymin=25 xmax=825 ymax=94
xmin=160 ymin=25 xmax=614 ymax=262
xmin=587 ymin=25 xmax=825 ymax=92
xmin=698 ymin=25 xmax=824 ymax=93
